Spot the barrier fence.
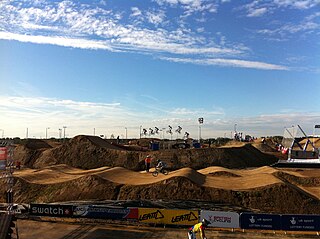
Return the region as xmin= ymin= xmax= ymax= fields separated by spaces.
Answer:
xmin=27 ymin=203 xmax=320 ymax=232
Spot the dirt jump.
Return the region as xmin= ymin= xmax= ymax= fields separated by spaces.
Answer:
xmin=2 ymin=135 xmax=320 ymax=238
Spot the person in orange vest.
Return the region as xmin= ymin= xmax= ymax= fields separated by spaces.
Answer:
xmin=145 ymin=155 xmax=152 ymax=172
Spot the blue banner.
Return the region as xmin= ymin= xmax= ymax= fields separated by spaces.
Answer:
xmin=281 ymin=215 xmax=320 ymax=231
xmin=73 ymin=205 xmax=138 ymax=220
xmin=240 ymin=213 xmax=281 ymax=230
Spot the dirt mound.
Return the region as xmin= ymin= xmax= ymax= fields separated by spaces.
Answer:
xmin=197 ymin=166 xmax=241 ymax=177
xmin=27 ymin=135 xmax=142 ymax=170
xmin=221 ymin=140 xmax=246 ymax=147
xmin=252 ymin=142 xmax=277 ymax=153
xmin=13 ymin=135 xmax=279 ymax=170
xmin=207 ymin=171 xmax=240 ymax=177
xmin=24 ymin=139 xmax=52 ymax=150
xmin=5 ymin=165 xmax=320 ymax=214
xmin=85 ymin=136 xmax=125 ymax=150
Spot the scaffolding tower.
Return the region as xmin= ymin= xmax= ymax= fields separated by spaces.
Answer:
xmin=0 ymin=140 xmax=15 ymax=213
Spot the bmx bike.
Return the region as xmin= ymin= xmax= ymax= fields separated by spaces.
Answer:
xmin=152 ymin=168 xmax=169 ymax=177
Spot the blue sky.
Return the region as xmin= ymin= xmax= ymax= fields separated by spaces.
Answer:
xmin=0 ymin=0 xmax=319 ymax=139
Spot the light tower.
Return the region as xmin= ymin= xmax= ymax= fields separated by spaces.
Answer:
xmin=63 ymin=126 xmax=67 ymax=141
xmin=198 ymin=117 xmax=204 ymax=143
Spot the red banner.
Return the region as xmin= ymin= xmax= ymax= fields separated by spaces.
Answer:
xmin=0 ymin=147 xmax=7 ymax=160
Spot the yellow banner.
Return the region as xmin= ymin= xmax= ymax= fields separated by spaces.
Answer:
xmin=138 ymin=208 xmax=199 ymax=226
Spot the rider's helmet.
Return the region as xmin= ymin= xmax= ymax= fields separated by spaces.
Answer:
xmin=157 ymin=159 xmax=160 ymax=163
xmin=202 ymin=218 xmax=210 ymax=226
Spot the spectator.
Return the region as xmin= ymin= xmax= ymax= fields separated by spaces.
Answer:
xmin=145 ymin=155 xmax=152 ymax=172
xmin=16 ymin=161 xmax=21 ymax=170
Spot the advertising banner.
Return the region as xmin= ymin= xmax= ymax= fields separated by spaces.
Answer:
xmin=240 ymin=213 xmax=281 ymax=230
xmin=73 ymin=205 xmax=138 ymax=220
xmin=200 ymin=210 xmax=240 ymax=228
xmin=138 ymin=208 xmax=165 ymax=224
xmin=138 ymin=208 xmax=199 ymax=226
xmin=0 ymin=147 xmax=7 ymax=170
xmin=164 ymin=209 xmax=199 ymax=226
xmin=30 ymin=203 xmax=73 ymax=217
xmin=281 ymin=215 xmax=320 ymax=231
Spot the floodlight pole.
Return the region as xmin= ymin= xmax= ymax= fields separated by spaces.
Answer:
xmin=46 ymin=127 xmax=50 ymax=139
xmin=63 ymin=126 xmax=67 ymax=141
xmin=198 ymin=118 xmax=204 ymax=143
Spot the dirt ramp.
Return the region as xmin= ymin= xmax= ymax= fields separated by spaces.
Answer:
xmin=85 ymin=135 xmax=125 ymax=150
xmin=198 ymin=166 xmax=241 ymax=177
xmin=30 ymin=135 xmax=141 ymax=170
xmin=24 ymin=139 xmax=53 ymax=150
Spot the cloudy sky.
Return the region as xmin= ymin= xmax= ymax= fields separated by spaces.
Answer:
xmin=0 ymin=0 xmax=319 ymax=139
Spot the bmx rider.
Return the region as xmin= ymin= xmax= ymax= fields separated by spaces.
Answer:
xmin=188 ymin=218 xmax=210 ymax=239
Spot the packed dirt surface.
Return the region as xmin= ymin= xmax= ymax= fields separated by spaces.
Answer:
xmin=2 ymin=135 xmax=319 ymax=215
xmin=17 ymin=219 xmax=320 ymax=239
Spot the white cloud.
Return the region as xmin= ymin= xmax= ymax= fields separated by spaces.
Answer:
xmin=257 ymin=15 xmax=320 ymax=40
xmin=0 ymin=32 xmax=114 ymax=51
xmin=273 ymin=0 xmax=320 ymax=9
xmin=247 ymin=7 xmax=267 ymax=17
xmin=0 ymin=95 xmax=319 ymax=138
xmin=170 ymin=107 xmax=224 ymax=116
xmin=160 ymin=56 xmax=289 ymax=70
xmin=242 ymin=0 xmax=320 ymax=19
xmin=146 ymin=10 xmax=166 ymax=26
xmin=0 ymin=1 xmax=303 ymax=71
xmin=0 ymin=1 xmax=244 ymax=58
xmin=155 ymin=0 xmax=217 ymax=14
xmin=131 ymin=7 xmax=142 ymax=17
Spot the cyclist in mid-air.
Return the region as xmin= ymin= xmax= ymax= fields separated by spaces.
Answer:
xmin=188 ymin=218 xmax=210 ymax=239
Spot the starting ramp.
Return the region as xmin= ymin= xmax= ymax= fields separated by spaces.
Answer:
xmin=272 ymin=125 xmax=320 ymax=168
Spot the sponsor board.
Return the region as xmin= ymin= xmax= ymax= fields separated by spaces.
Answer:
xmin=0 ymin=160 xmax=6 ymax=170
xmin=281 ymin=215 xmax=320 ymax=231
xmin=240 ymin=213 xmax=281 ymax=230
xmin=30 ymin=204 xmax=73 ymax=217
xmin=0 ymin=147 xmax=7 ymax=160
xmin=73 ymin=205 xmax=138 ymax=220
xmin=0 ymin=147 xmax=7 ymax=170
xmin=138 ymin=208 xmax=198 ymax=225
xmin=200 ymin=210 xmax=240 ymax=228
